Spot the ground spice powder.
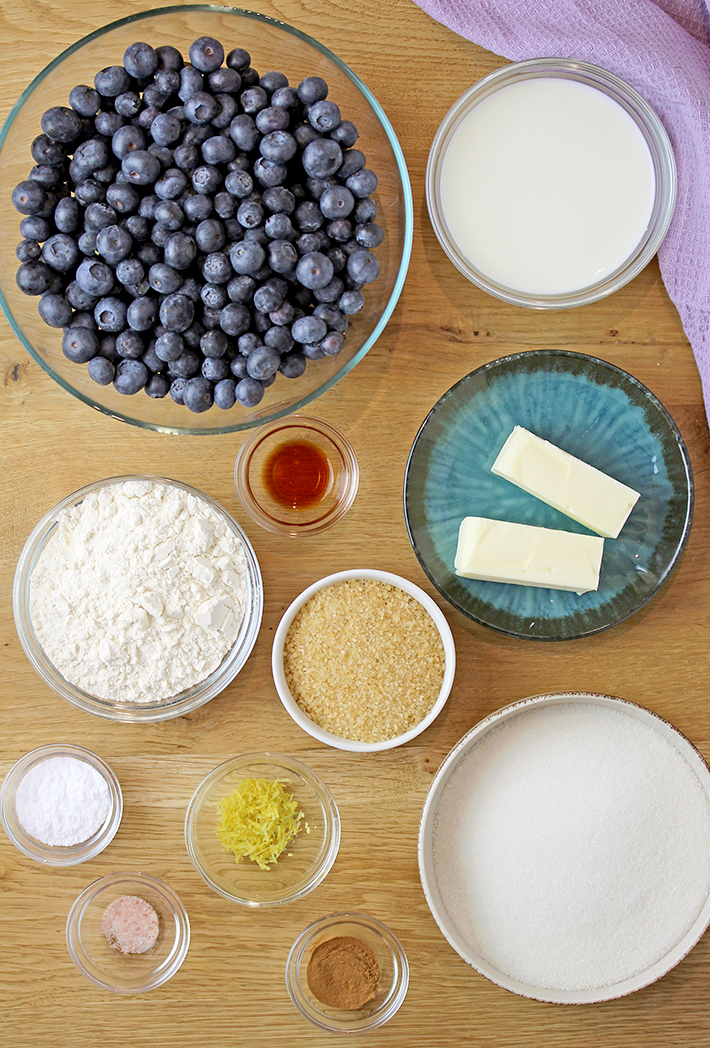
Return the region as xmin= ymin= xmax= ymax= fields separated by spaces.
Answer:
xmin=307 ymin=935 xmax=380 ymax=1010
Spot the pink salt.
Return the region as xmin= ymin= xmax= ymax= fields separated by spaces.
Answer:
xmin=101 ymin=895 xmax=159 ymax=955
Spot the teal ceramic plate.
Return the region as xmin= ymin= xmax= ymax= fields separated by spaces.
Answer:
xmin=403 ymin=351 xmax=693 ymax=640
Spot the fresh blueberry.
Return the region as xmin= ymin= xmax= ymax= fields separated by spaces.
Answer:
xmin=164 ymin=232 xmax=197 ymax=270
xmin=69 ymin=84 xmax=101 ymax=117
xmin=228 ymin=274 xmax=256 ymax=303
xmin=76 ymin=259 xmax=115 ymax=297
xmin=155 ymin=331 xmax=185 ymax=362
xmin=87 ymin=355 xmax=116 ymax=385
xmin=331 ymin=120 xmax=359 ymax=148
xmin=200 ymin=328 xmax=228 ymax=357
xmin=224 ymin=169 xmax=254 ymax=201
xmin=116 ymin=329 xmax=144 ymax=359
xmin=320 ymin=185 xmax=354 ymax=220
xmin=201 ymin=356 xmax=230 ymax=382
xmin=106 ymin=182 xmax=140 ymax=214
xmin=126 ymin=295 xmax=158 ymax=331
xmin=62 ymin=326 xmax=98 ymax=362
xmin=94 ymin=66 xmax=132 ymax=98
xmin=150 ymin=112 xmax=182 ymax=147
xmin=235 ymin=376 xmax=264 ymax=406
xmin=148 ymin=262 xmax=182 ymax=294
xmin=156 ymin=45 xmax=184 ymax=71
xmin=37 ymin=293 xmax=72 ymax=327
xmin=185 ymin=91 xmax=219 ymax=125
xmin=115 ymin=91 xmax=142 ymax=118
xmin=191 ymin=164 xmax=223 ymax=195
xmin=226 ymin=48 xmax=251 ymax=72
xmin=155 ymin=168 xmax=188 ymax=200
xmin=41 ymin=106 xmax=82 ymax=143
xmin=240 ymin=86 xmax=269 ymax=114
xmin=189 ymin=36 xmax=224 ymax=73
xmin=170 ymin=376 xmax=188 ymax=403
xmin=201 ymin=251 xmax=232 ymax=284
xmin=94 ymin=296 xmax=128 ymax=332
xmin=12 ymin=180 xmax=46 ymax=215
xmin=182 ymin=375 xmax=213 ymax=412
xmin=159 ymin=293 xmax=194 ymax=332
xmin=146 ymin=373 xmax=170 ymax=398
xmin=219 ymin=303 xmax=250 ymax=337
xmin=279 ymin=352 xmax=307 ymax=378
xmin=96 ymin=224 xmax=133 ymax=264
xmin=263 ymin=325 xmax=294 ymax=354
xmin=339 ymin=289 xmax=365 ymax=314
xmin=308 ymin=100 xmax=341 ymax=133
xmin=347 ymin=248 xmax=379 ymax=285
xmin=16 ymin=239 xmax=40 ymax=262
xmin=229 ymin=240 xmax=265 ymax=275
xmin=201 ymin=134 xmax=236 ymax=165
xmin=297 ymin=76 xmax=328 ymax=104
xmin=122 ymin=150 xmax=161 ymax=185
xmin=115 ymin=258 xmax=145 ymax=287
xmin=296 ymin=251 xmax=333 ymax=290
xmin=346 ymin=167 xmax=378 ymax=198
xmin=260 ymin=130 xmax=297 ymax=164
xmin=19 ymin=215 xmax=51 ymax=241
xmin=123 ymin=41 xmax=159 ymax=79
xmin=114 ymin=359 xmax=149 ymax=394
xmin=213 ymin=377 xmax=236 ymax=408
xmin=302 ymin=138 xmax=342 ymax=179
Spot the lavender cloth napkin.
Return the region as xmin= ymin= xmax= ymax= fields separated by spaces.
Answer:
xmin=413 ymin=0 xmax=710 ymax=422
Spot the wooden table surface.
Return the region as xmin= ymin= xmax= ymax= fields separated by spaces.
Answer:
xmin=2 ymin=0 xmax=709 ymax=1045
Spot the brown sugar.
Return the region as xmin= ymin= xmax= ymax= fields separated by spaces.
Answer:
xmin=282 ymin=579 xmax=447 ymax=744
xmin=307 ymin=935 xmax=380 ymax=1010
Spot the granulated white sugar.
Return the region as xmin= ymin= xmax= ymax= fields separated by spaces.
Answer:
xmin=432 ymin=702 xmax=710 ymax=992
xmin=15 ymin=755 xmax=110 ymax=847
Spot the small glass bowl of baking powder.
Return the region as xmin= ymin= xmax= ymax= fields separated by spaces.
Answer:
xmin=286 ymin=912 xmax=409 ymax=1032
xmin=13 ymin=475 xmax=264 ymax=723
xmin=1 ymin=743 xmax=122 ymax=866
xmin=66 ymin=871 xmax=190 ymax=994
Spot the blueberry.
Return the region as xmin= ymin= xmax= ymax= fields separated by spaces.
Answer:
xmin=270 ymin=300 xmax=294 ymax=326
xmin=179 ymin=65 xmax=205 ymax=102
xmin=155 ymin=168 xmax=188 ymax=199
xmin=229 ymin=240 xmax=265 ymax=275
xmin=170 ymin=376 xmax=188 ymax=403
xmin=181 ymin=375 xmax=213 ymax=412
xmin=123 ymin=42 xmax=159 ymax=79
xmin=327 ymin=218 xmax=353 ymax=243
xmin=31 ymin=134 xmax=67 ymax=167
xmin=122 ymin=150 xmax=161 ymax=185
xmin=41 ymin=106 xmax=82 ymax=143
xmin=302 ymin=138 xmax=342 ymax=179
xmin=339 ymin=289 xmax=365 ymax=314
xmin=20 ymin=215 xmax=51 ymax=241
xmin=159 ymin=293 xmax=194 ymax=332
xmin=202 ymin=251 xmax=232 ymax=284
xmin=296 ymin=251 xmax=334 ymax=290
xmin=189 ymin=36 xmax=224 ymax=73
xmin=320 ymin=185 xmax=354 ymax=219
xmin=331 ymin=120 xmax=359 ymax=148
xmin=260 ymin=70 xmax=289 ymax=94
xmin=151 ymin=112 xmax=182 ymax=147
xmin=202 ymin=356 xmax=230 ymax=382
xmin=230 ymin=354 xmax=249 ymax=377
xmin=219 ymin=303 xmax=250 ymax=337
xmin=126 ymin=295 xmax=158 ymax=331
xmin=37 ymin=293 xmax=72 ymax=327
xmin=240 ymin=86 xmax=269 ymax=115
xmin=74 ymin=137 xmax=110 ymax=173
xmin=237 ymin=199 xmax=263 ymax=229
xmin=39 ymin=233 xmax=77 ymax=272
xmin=12 ymin=180 xmax=46 ymax=215
xmin=294 ymin=124 xmax=321 ymax=150
xmin=226 ymin=48 xmax=251 ymax=72
xmin=355 ymin=221 xmax=384 ymax=249
xmin=298 ymin=76 xmax=328 ymax=104
xmin=154 ymin=199 xmax=184 ymax=230
xmin=164 ymin=232 xmax=197 ymax=270
xmin=96 ymin=224 xmax=133 ymax=264
xmin=268 ymin=239 xmax=298 ymax=275
xmin=263 ymin=325 xmax=294 ymax=354
xmin=347 ymin=249 xmax=380 ymax=285
xmin=62 ymin=326 xmax=98 ymax=362
xmin=29 ymin=164 xmax=63 ymax=189
xmin=155 ymin=68 xmax=181 ymax=96
xmin=115 ymin=91 xmax=142 ymax=118
xmin=106 ymin=182 xmax=140 ymax=214
xmin=256 ymin=106 xmax=290 ymax=134
xmin=174 ymin=142 xmax=200 ymax=171
xmin=76 ymin=259 xmax=115 ymax=297
xmin=95 ymin=66 xmax=132 ymax=98
xmin=235 ymin=376 xmax=264 ymax=406
xmin=200 ymin=329 xmax=228 ymax=357
xmin=148 ymin=262 xmax=183 ymax=294
xmin=16 ymin=239 xmax=40 ymax=262
xmin=346 ymin=167 xmax=378 ymax=197
xmin=84 ymin=202 xmax=117 ymax=231
xmin=252 ymin=157 xmax=287 ymax=188
xmin=185 ymin=91 xmax=219 ymax=125
xmin=69 ymin=84 xmax=101 ymax=117
xmin=213 ymin=377 xmax=236 ymax=408
xmin=114 ymin=359 xmax=149 ymax=394
xmin=87 ymin=355 xmax=116 ymax=385
xmin=156 ymin=45 xmax=184 ymax=71
xmin=265 ymin=212 xmax=293 ymax=240
xmin=201 ymin=134 xmax=236 ymax=165
xmin=302 ymin=341 xmax=325 ymax=360
xmin=279 ymin=352 xmax=307 ymax=378
xmin=95 ymin=111 xmax=125 ymax=138
xmin=314 ymin=303 xmax=348 ymax=333
xmin=191 ymin=164 xmax=222 ymax=195
xmin=201 ymin=282 xmax=227 ymax=309
xmin=291 ymin=315 xmax=327 ymax=344
xmin=271 ymin=86 xmax=300 ymax=110
xmin=94 ymin=296 xmax=128 ymax=332
xmin=253 ymin=278 xmax=286 ymax=313
xmin=179 ymin=277 xmax=202 ymax=302
xmin=308 ymin=100 xmax=341 ymax=133
xmin=246 ymin=344 xmax=281 ymax=380
xmin=213 ymin=191 xmax=236 ymax=219
xmin=321 ymin=331 xmax=345 ymax=356
xmin=116 ymin=257 xmax=145 ymax=286
xmin=66 ymin=280 xmax=98 ymax=310
xmin=294 ymin=200 xmax=324 ymax=233
xmin=260 ymin=130 xmax=297 ymax=164
xmin=228 ymin=275 xmax=256 ymax=303
xmin=155 ymin=331 xmax=185 ymax=362
xmin=146 ymin=374 xmax=170 ymax=398
xmin=116 ymin=329 xmax=144 ymax=359
xmin=212 ymin=93 xmax=239 ymax=129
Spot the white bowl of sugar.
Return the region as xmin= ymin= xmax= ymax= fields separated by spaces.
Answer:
xmin=419 ymin=691 xmax=710 ymax=1003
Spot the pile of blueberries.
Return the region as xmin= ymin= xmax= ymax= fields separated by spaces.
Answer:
xmin=12 ymin=37 xmax=382 ymax=412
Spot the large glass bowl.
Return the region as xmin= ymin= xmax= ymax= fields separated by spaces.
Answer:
xmin=0 ymin=5 xmax=413 ymax=434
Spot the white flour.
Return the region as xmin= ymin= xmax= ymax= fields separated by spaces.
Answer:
xmin=29 ymin=479 xmax=248 ymax=704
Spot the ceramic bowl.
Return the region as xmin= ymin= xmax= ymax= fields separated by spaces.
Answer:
xmin=272 ymin=569 xmax=456 ymax=752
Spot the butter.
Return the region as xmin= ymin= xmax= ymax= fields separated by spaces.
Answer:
xmin=454 ymin=516 xmax=604 ymax=593
xmin=491 ymin=426 xmax=640 ymax=539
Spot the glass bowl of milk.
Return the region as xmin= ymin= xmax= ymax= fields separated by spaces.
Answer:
xmin=426 ymin=59 xmax=676 ymax=309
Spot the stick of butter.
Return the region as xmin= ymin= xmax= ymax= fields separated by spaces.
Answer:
xmin=454 ymin=516 xmax=604 ymax=593
xmin=491 ymin=426 xmax=640 ymax=539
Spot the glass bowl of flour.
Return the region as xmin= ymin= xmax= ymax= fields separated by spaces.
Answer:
xmin=13 ymin=476 xmax=263 ymax=722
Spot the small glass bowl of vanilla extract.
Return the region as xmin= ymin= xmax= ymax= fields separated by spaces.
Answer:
xmin=234 ymin=416 xmax=359 ymax=536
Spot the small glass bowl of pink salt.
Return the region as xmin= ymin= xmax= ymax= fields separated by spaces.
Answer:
xmin=66 ymin=871 xmax=190 ymax=994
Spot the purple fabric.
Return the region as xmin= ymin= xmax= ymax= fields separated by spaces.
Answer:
xmin=414 ymin=0 xmax=710 ymax=421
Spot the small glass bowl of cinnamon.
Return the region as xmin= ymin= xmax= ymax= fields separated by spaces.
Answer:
xmin=285 ymin=912 xmax=409 ymax=1033
xmin=234 ymin=415 xmax=359 ymax=537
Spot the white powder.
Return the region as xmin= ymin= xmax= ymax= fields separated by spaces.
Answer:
xmin=29 ymin=479 xmax=248 ymax=703
xmin=15 ymin=755 xmax=110 ymax=846
xmin=432 ymin=702 xmax=710 ymax=992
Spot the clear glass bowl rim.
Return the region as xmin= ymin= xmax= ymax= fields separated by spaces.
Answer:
xmin=234 ymin=414 xmax=360 ymax=536
xmin=65 ymin=870 xmax=191 ymax=994
xmin=426 ymin=57 xmax=677 ymax=310
xmin=1 ymin=743 xmax=123 ymax=865
xmin=0 ymin=3 xmax=414 ymax=434
xmin=285 ymin=910 xmax=410 ymax=1032
xmin=12 ymin=474 xmax=264 ymax=722
xmin=184 ymin=750 xmax=341 ymax=906
xmin=271 ymin=568 xmax=457 ymax=752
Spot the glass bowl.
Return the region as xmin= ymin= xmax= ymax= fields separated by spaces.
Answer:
xmin=426 ymin=58 xmax=676 ymax=309
xmin=286 ymin=912 xmax=409 ymax=1033
xmin=66 ymin=871 xmax=190 ymax=994
xmin=0 ymin=4 xmax=413 ymax=434
xmin=272 ymin=569 xmax=456 ymax=753
xmin=1 ymin=743 xmax=122 ymax=866
xmin=419 ymin=692 xmax=710 ymax=1004
xmin=234 ymin=414 xmax=359 ymax=536
xmin=184 ymin=752 xmax=340 ymax=906
xmin=13 ymin=475 xmax=263 ymax=722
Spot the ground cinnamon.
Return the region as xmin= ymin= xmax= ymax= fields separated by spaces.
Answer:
xmin=306 ymin=935 xmax=380 ymax=1010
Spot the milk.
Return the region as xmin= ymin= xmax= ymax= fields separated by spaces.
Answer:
xmin=438 ymin=77 xmax=656 ymax=296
